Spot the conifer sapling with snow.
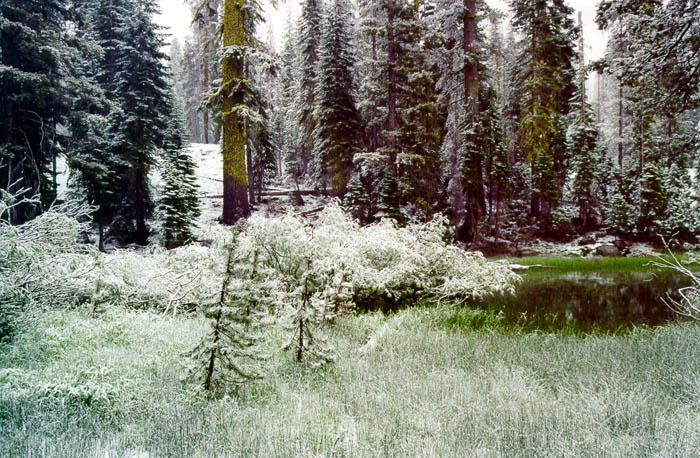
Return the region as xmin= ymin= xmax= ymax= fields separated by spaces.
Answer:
xmin=160 ymin=101 xmax=201 ymax=249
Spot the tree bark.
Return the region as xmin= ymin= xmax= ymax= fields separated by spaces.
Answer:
xmin=221 ymin=0 xmax=250 ymax=225
xmin=463 ymin=0 xmax=485 ymax=241
xmin=132 ymin=156 xmax=149 ymax=245
xmin=203 ymin=57 xmax=210 ymax=144
xmin=618 ymin=84 xmax=623 ymax=168
xmin=385 ymin=4 xmax=398 ymax=177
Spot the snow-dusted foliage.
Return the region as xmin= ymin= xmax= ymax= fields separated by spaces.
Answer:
xmin=0 ymin=192 xmax=224 ymax=322
xmin=0 ymin=196 xmax=95 ymax=340
xmin=185 ymin=233 xmax=267 ymax=391
xmin=240 ymin=202 xmax=518 ymax=305
xmin=226 ymin=202 xmax=518 ymax=363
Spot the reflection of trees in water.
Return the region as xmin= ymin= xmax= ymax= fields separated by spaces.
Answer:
xmin=471 ymin=270 xmax=692 ymax=333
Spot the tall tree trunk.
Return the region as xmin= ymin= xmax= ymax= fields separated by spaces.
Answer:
xmin=367 ymin=33 xmax=379 ymax=153
xmin=221 ymin=0 xmax=250 ymax=225
xmin=203 ymin=57 xmax=210 ymax=144
xmin=463 ymin=0 xmax=484 ymax=241
xmin=133 ymin=158 xmax=149 ymax=246
xmin=618 ymin=84 xmax=624 ymax=168
xmin=245 ymin=60 xmax=255 ymax=205
xmin=386 ymin=5 xmax=398 ymax=177
xmin=98 ymin=221 xmax=105 ymax=253
xmin=639 ymin=118 xmax=644 ymax=178
xmin=246 ymin=145 xmax=255 ymax=205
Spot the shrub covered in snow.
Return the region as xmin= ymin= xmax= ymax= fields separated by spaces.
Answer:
xmin=0 ymin=196 xmax=96 ymax=341
xmin=0 ymin=193 xmax=224 ymax=339
xmin=234 ymin=203 xmax=518 ymax=360
xmin=240 ymin=202 xmax=518 ymax=305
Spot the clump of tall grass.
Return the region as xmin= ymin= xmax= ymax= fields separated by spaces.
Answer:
xmin=2 ymin=306 xmax=699 ymax=457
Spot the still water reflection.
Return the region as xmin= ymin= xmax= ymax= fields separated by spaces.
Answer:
xmin=470 ymin=268 xmax=694 ymax=333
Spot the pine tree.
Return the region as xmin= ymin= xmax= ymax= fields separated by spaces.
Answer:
xmin=277 ymin=16 xmax=300 ymax=183
xmin=376 ymin=168 xmax=403 ymax=224
xmin=567 ymin=13 xmax=600 ymax=230
xmin=160 ymin=99 xmax=201 ymax=249
xmin=186 ymin=235 xmax=265 ymax=391
xmin=478 ymin=87 xmax=511 ymax=237
xmin=510 ymin=0 xmax=577 ymax=227
xmin=312 ymin=0 xmax=362 ymax=195
xmin=62 ymin=0 xmax=122 ymax=250
xmin=351 ymin=0 xmax=385 ymax=220
xmin=638 ymin=161 xmax=666 ymax=237
xmin=344 ymin=173 xmax=372 ymax=224
xmin=354 ymin=0 xmax=440 ymax=222
xmin=295 ymin=0 xmax=324 ymax=181
xmin=394 ymin=1 xmax=441 ymax=218
xmin=661 ymin=164 xmax=697 ymax=241
xmin=190 ymin=0 xmax=223 ymax=145
xmin=568 ymin=112 xmax=599 ymax=228
xmin=0 ymin=0 xmax=82 ymax=222
xmin=109 ymin=0 xmax=172 ymax=244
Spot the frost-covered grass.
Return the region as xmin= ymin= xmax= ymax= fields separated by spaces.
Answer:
xmin=2 ymin=306 xmax=700 ymax=457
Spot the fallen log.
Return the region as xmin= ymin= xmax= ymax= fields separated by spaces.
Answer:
xmin=510 ymin=264 xmax=560 ymax=272
xmin=296 ymin=206 xmax=325 ymax=217
xmin=196 ymin=175 xmax=223 ymax=183
xmin=199 ymin=189 xmax=328 ymax=199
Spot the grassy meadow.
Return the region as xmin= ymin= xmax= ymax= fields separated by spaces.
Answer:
xmin=1 ymin=304 xmax=700 ymax=457
xmin=507 ymin=255 xmax=682 ymax=273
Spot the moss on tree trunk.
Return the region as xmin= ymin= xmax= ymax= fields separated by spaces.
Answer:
xmin=221 ymin=0 xmax=250 ymax=225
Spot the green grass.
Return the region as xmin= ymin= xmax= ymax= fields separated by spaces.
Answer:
xmin=507 ymin=256 xmax=685 ymax=273
xmin=2 ymin=306 xmax=700 ymax=457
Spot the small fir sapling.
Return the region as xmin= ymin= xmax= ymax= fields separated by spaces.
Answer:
xmin=185 ymin=230 xmax=266 ymax=391
xmin=344 ymin=173 xmax=372 ymax=224
xmin=660 ymin=164 xmax=697 ymax=241
xmin=160 ymin=103 xmax=201 ymax=249
xmin=279 ymin=256 xmax=336 ymax=364
xmin=638 ymin=162 xmax=666 ymax=236
xmin=376 ymin=169 xmax=403 ymax=224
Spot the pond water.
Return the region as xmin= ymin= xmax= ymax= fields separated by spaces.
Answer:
xmin=469 ymin=267 xmax=695 ymax=333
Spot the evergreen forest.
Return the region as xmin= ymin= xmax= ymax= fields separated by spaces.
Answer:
xmin=2 ymin=0 xmax=698 ymax=249
xmin=2 ymin=0 xmax=700 ymax=455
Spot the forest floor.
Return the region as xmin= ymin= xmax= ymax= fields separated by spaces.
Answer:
xmin=1 ymin=305 xmax=699 ymax=457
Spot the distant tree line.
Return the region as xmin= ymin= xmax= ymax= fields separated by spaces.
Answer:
xmin=3 ymin=0 xmax=699 ymax=248
xmin=227 ymin=0 xmax=698 ymax=244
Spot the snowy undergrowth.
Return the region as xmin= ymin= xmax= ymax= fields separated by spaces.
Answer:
xmin=238 ymin=202 xmax=519 ymax=307
xmin=1 ymin=194 xmax=518 ymax=348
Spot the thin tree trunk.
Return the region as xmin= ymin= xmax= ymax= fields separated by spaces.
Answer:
xmin=133 ymin=158 xmax=149 ymax=245
xmin=666 ymin=115 xmax=673 ymax=169
xmin=221 ymin=0 xmax=250 ymax=225
xmin=386 ymin=5 xmax=398 ymax=177
xmin=98 ymin=221 xmax=105 ymax=252
xmin=245 ymin=60 xmax=255 ymax=205
xmin=618 ymin=84 xmax=623 ymax=168
xmin=463 ymin=0 xmax=484 ymax=240
xmin=203 ymin=57 xmax=210 ymax=144
xmin=204 ymin=245 xmax=235 ymax=390
xmin=203 ymin=307 xmax=220 ymax=390
xmin=246 ymin=145 xmax=255 ymax=205
xmin=639 ymin=118 xmax=644 ymax=178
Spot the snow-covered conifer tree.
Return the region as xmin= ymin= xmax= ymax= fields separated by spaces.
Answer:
xmin=160 ymin=99 xmax=201 ymax=249
xmin=312 ymin=0 xmax=362 ymax=195
xmin=295 ymin=0 xmax=324 ymax=182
